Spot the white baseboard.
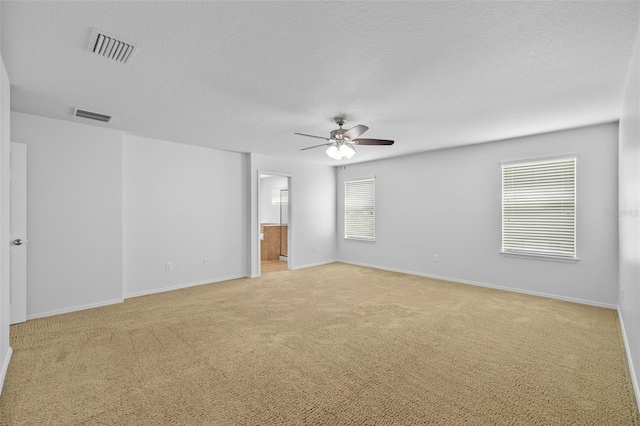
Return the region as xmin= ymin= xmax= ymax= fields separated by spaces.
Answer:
xmin=26 ymin=298 xmax=124 ymax=321
xmin=618 ymin=308 xmax=640 ymax=413
xmin=0 ymin=346 xmax=13 ymax=396
xmin=124 ymin=274 xmax=247 ymax=299
xmin=338 ymin=260 xmax=617 ymax=310
xmin=290 ymin=259 xmax=338 ymax=271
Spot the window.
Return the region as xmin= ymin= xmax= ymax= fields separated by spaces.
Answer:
xmin=345 ymin=178 xmax=375 ymax=241
xmin=502 ymin=157 xmax=576 ymax=261
xmin=271 ymin=188 xmax=288 ymax=205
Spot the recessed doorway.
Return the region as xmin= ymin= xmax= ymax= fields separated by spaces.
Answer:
xmin=259 ymin=173 xmax=290 ymax=273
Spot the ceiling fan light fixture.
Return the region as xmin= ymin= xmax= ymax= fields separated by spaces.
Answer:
xmin=326 ymin=145 xmax=341 ymax=160
xmin=339 ymin=143 xmax=356 ymax=159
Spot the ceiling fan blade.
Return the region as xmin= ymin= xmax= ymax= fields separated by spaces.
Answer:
xmin=353 ymin=138 xmax=395 ymax=146
xmin=342 ymin=125 xmax=369 ymax=140
xmin=294 ymin=132 xmax=330 ymax=141
xmin=300 ymin=142 xmax=332 ymax=151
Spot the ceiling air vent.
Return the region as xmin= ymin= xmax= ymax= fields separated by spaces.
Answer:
xmin=87 ymin=28 xmax=138 ymax=64
xmin=74 ymin=108 xmax=112 ymax=123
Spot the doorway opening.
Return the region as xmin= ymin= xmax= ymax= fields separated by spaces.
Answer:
xmin=259 ymin=173 xmax=290 ymax=273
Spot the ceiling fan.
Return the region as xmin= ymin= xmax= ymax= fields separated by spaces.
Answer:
xmin=295 ymin=117 xmax=394 ymax=160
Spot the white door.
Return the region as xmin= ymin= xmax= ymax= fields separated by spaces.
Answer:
xmin=10 ymin=142 xmax=26 ymax=324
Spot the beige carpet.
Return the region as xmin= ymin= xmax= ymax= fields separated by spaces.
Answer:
xmin=1 ymin=263 xmax=637 ymax=425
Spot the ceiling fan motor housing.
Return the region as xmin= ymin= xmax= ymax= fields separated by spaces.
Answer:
xmin=330 ymin=128 xmax=348 ymax=140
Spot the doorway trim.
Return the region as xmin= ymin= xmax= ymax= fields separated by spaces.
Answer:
xmin=257 ymin=170 xmax=292 ymax=277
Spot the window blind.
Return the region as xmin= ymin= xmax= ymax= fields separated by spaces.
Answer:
xmin=502 ymin=157 xmax=576 ymax=259
xmin=345 ymin=178 xmax=375 ymax=240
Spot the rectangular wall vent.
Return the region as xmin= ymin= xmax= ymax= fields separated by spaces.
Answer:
xmin=74 ymin=108 xmax=112 ymax=123
xmin=87 ymin=28 xmax=138 ymax=64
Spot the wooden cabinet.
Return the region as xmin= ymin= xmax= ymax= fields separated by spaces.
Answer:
xmin=260 ymin=224 xmax=288 ymax=261
xmin=281 ymin=226 xmax=288 ymax=257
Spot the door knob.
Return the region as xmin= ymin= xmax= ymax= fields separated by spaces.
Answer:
xmin=13 ymin=239 xmax=26 ymax=246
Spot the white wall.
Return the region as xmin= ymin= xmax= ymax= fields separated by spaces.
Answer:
xmin=259 ymin=175 xmax=287 ymax=224
xmin=250 ymin=153 xmax=336 ymax=276
xmin=123 ymin=134 xmax=247 ymax=297
xmin=619 ymin=30 xmax=640 ymax=405
xmin=338 ymin=123 xmax=619 ymax=306
xmin=10 ymin=112 xmax=123 ymax=318
xmin=0 ymin=53 xmax=11 ymax=393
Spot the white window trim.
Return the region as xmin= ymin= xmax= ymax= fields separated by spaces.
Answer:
xmin=500 ymin=155 xmax=578 ymax=263
xmin=344 ymin=176 xmax=376 ymax=242
xmin=499 ymin=251 xmax=579 ymax=263
xmin=344 ymin=236 xmax=377 ymax=243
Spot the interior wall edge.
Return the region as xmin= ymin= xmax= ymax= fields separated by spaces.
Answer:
xmin=0 ymin=52 xmax=11 ymax=394
xmin=617 ymin=16 xmax=640 ymax=406
xmin=618 ymin=308 xmax=640 ymax=413
xmin=0 ymin=347 xmax=11 ymax=396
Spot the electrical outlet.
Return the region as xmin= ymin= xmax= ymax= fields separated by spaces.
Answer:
xmin=203 ymin=257 xmax=210 ymax=266
xmin=313 ymin=246 xmax=317 ymax=253
xmin=434 ymin=254 xmax=439 ymax=262
xmin=166 ymin=262 xmax=173 ymax=272
xmin=621 ymin=287 xmax=625 ymax=300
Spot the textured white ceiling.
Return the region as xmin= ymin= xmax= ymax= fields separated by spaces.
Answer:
xmin=1 ymin=1 xmax=638 ymax=165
